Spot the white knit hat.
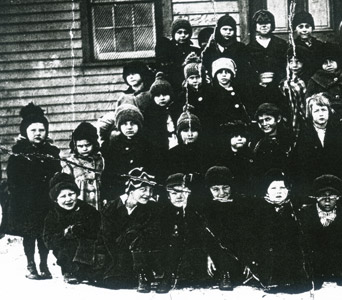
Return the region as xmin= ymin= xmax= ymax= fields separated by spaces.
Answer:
xmin=211 ymin=57 xmax=237 ymax=78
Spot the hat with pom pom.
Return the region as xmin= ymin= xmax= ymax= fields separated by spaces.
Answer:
xmin=183 ymin=52 xmax=202 ymax=79
xmin=115 ymin=104 xmax=144 ymax=130
xmin=176 ymin=106 xmax=201 ymax=135
xmin=149 ymin=72 xmax=174 ymax=99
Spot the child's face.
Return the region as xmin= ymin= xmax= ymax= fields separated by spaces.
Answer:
xmin=289 ymin=57 xmax=303 ymax=75
xmin=256 ymin=23 xmax=272 ymax=36
xmin=120 ymin=121 xmax=139 ymax=139
xmin=216 ymin=69 xmax=232 ymax=86
xmin=168 ymin=187 xmax=190 ymax=208
xmin=317 ymin=190 xmax=339 ymax=212
xmin=220 ymin=25 xmax=235 ymax=40
xmin=231 ymin=134 xmax=247 ymax=151
xmin=311 ymin=103 xmax=329 ymax=128
xmin=174 ymin=28 xmax=190 ymax=44
xmin=130 ymin=185 xmax=153 ymax=205
xmin=257 ymin=114 xmax=279 ymax=135
xmin=126 ymin=73 xmax=142 ymax=87
xmin=210 ymin=185 xmax=231 ymax=202
xmin=187 ymin=75 xmax=202 ymax=90
xmin=76 ymin=139 xmax=94 ymax=157
xmin=266 ymin=180 xmax=289 ymax=204
xmin=322 ymin=59 xmax=338 ymax=73
xmin=26 ymin=123 xmax=47 ymax=145
xmin=180 ymin=128 xmax=199 ymax=144
xmin=154 ymin=94 xmax=171 ymax=107
xmin=295 ymin=23 xmax=313 ymax=40
xmin=57 ymin=188 xmax=77 ymax=210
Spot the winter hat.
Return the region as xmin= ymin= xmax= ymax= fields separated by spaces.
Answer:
xmin=205 ymin=166 xmax=234 ymax=187
xmin=125 ymin=167 xmax=156 ymax=194
xmin=320 ymin=44 xmax=341 ymax=66
xmin=122 ymin=61 xmax=149 ymax=85
xmin=19 ymin=102 xmax=49 ymax=138
xmin=260 ymin=168 xmax=289 ymax=196
xmin=183 ymin=52 xmax=202 ymax=79
xmin=211 ymin=57 xmax=237 ymax=79
xmin=252 ymin=10 xmax=275 ymax=32
xmin=254 ymin=103 xmax=281 ymax=120
xmin=292 ymin=11 xmax=315 ymax=30
xmin=176 ymin=107 xmax=201 ymax=135
xmin=166 ymin=173 xmax=191 ymax=193
xmin=49 ymin=172 xmax=79 ymax=201
xmin=287 ymin=45 xmax=310 ymax=65
xmin=69 ymin=122 xmax=99 ymax=153
xmin=313 ymin=174 xmax=342 ymax=196
xmin=222 ymin=120 xmax=250 ymax=139
xmin=214 ymin=14 xmax=237 ymax=42
xmin=171 ymin=18 xmax=192 ymax=40
xmin=149 ymin=72 xmax=174 ymax=99
xmin=198 ymin=27 xmax=214 ymax=47
xmin=115 ymin=104 xmax=144 ymax=130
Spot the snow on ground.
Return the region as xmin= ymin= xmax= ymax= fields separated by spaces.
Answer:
xmin=1 ymin=235 xmax=341 ymax=300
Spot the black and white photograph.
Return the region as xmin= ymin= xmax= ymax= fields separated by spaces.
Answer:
xmin=1 ymin=0 xmax=342 ymax=299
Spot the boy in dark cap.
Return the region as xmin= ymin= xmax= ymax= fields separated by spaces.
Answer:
xmin=43 ymin=172 xmax=101 ymax=284
xmin=6 ymin=102 xmax=61 ymax=280
xmin=197 ymin=27 xmax=214 ymax=51
xmin=301 ymin=174 xmax=342 ymax=289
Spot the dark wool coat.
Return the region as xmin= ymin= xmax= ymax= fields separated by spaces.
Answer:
xmin=300 ymin=204 xmax=342 ymax=277
xmin=43 ymin=200 xmax=101 ymax=274
xmin=5 ymin=139 xmax=61 ymax=237
xmin=246 ymin=35 xmax=287 ymax=84
xmin=251 ymin=200 xmax=309 ymax=287
xmin=100 ymin=198 xmax=160 ymax=279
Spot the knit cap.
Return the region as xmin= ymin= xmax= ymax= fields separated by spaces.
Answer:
xmin=313 ymin=174 xmax=342 ymax=196
xmin=49 ymin=172 xmax=79 ymax=201
xmin=115 ymin=104 xmax=144 ymax=130
xmin=198 ymin=27 xmax=214 ymax=47
xmin=252 ymin=10 xmax=275 ymax=32
xmin=176 ymin=107 xmax=201 ymax=135
xmin=260 ymin=168 xmax=289 ymax=196
xmin=205 ymin=166 xmax=234 ymax=187
xmin=166 ymin=173 xmax=191 ymax=193
xmin=122 ymin=61 xmax=149 ymax=84
xmin=254 ymin=103 xmax=281 ymax=120
xmin=292 ymin=11 xmax=315 ymax=30
xmin=287 ymin=45 xmax=310 ymax=65
xmin=149 ymin=72 xmax=174 ymax=99
xmin=19 ymin=102 xmax=49 ymax=138
xmin=125 ymin=167 xmax=156 ymax=193
xmin=183 ymin=52 xmax=202 ymax=79
xmin=211 ymin=57 xmax=237 ymax=79
xmin=69 ymin=122 xmax=99 ymax=153
xmin=214 ymin=14 xmax=237 ymax=42
xmin=171 ymin=18 xmax=192 ymax=39
xmin=222 ymin=120 xmax=249 ymax=139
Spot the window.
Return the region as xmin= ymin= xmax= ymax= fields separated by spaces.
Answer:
xmin=89 ymin=0 xmax=157 ymax=60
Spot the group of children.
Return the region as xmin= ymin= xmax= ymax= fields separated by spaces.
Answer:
xmin=2 ymin=8 xmax=342 ymax=294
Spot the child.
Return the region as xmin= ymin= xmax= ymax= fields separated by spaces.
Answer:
xmin=155 ymin=18 xmax=200 ymax=92
xmin=197 ymin=27 xmax=214 ymax=51
xmin=6 ymin=103 xmax=61 ymax=279
xmin=43 ymin=172 xmax=101 ymax=284
xmin=97 ymin=61 xmax=152 ymax=145
xmin=305 ymin=46 xmax=342 ymax=119
xmin=301 ymin=174 xmax=342 ymax=289
xmin=62 ymin=122 xmax=104 ymax=210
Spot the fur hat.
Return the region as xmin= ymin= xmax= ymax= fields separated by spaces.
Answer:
xmin=252 ymin=10 xmax=275 ymax=32
xmin=211 ymin=57 xmax=237 ymax=79
xmin=171 ymin=18 xmax=192 ymax=40
xmin=198 ymin=27 xmax=214 ymax=47
xmin=115 ymin=104 xmax=144 ymax=130
xmin=166 ymin=173 xmax=191 ymax=192
xmin=176 ymin=108 xmax=201 ymax=135
xmin=149 ymin=72 xmax=174 ymax=99
xmin=205 ymin=166 xmax=234 ymax=187
xmin=19 ymin=102 xmax=49 ymax=138
xmin=122 ymin=61 xmax=149 ymax=85
xmin=222 ymin=120 xmax=250 ymax=139
xmin=69 ymin=122 xmax=99 ymax=153
xmin=313 ymin=174 xmax=342 ymax=196
xmin=260 ymin=168 xmax=289 ymax=196
xmin=183 ymin=52 xmax=202 ymax=79
xmin=214 ymin=14 xmax=237 ymax=43
xmin=125 ymin=167 xmax=156 ymax=194
xmin=254 ymin=103 xmax=281 ymax=120
xmin=292 ymin=11 xmax=315 ymax=30
xmin=49 ymin=172 xmax=79 ymax=201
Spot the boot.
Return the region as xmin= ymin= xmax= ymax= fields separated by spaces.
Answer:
xmin=137 ymin=273 xmax=151 ymax=293
xmin=63 ymin=273 xmax=80 ymax=285
xmin=39 ymin=262 xmax=52 ymax=280
xmin=26 ymin=261 xmax=40 ymax=280
xmin=219 ymin=272 xmax=234 ymax=291
xmin=156 ymin=273 xmax=173 ymax=294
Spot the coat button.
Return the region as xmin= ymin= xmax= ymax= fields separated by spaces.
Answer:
xmin=235 ymin=104 xmax=239 ymax=108
xmin=231 ymin=92 xmax=235 ymax=96
xmin=125 ymin=147 xmax=129 ymax=150
xmin=130 ymin=160 xmax=133 ymax=164
xmin=336 ymin=95 xmax=340 ymax=99
xmin=334 ymin=77 xmax=338 ymax=82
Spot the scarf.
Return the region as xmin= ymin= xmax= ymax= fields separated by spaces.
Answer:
xmin=317 ymin=204 xmax=336 ymax=227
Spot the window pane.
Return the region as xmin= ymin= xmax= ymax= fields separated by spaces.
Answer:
xmin=116 ymin=28 xmax=134 ymax=52
xmin=135 ymin=27 xmax=155 ymax=50
xmin=134 ymin=3 xmax=153 ymax=26
xmin=267 ymin=0 xmax=288 ymax=30
xmin=94 ymin=5 xmax=113 ymax=27
xmin=95 ymin=29 xmax=115 ymax=52
xmin=115 ymin=4 xmax=133 ymax=27
xmin=309 ymin=0 xmax=330 ymax=28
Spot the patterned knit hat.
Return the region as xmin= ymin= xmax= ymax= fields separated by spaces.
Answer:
xmin=69 ymin=122 xmax=99 ymax=153
xmin=205 ymin=166 xmax=234 ymax=187
xmin=313 ymin=174 xmax=342 ymax=196
xmin=125 ymin=167 xmax=156 ymax=193
xmin=149 ymin=72 xmax=174 ymax=99
xmin=252 ymin=10 xmax=275 ymax=32
xmin=171 ymin=18 xmax=192 ymax=39
xmin=183 ymin=52 xmax=202 ymax=79
xmin=19 ymin=102 xmax=49 ymax=138
xmin=115 ymin=104 xmax=144 ymax=130
xmin=215 ymin=14 xmax=237 ymax=42
xmin=211 ymin=57 xmax=237 ymax=79
xmin=292 ymin=11 xmax=315 ymax=30
xmin=176 ymin=107 xmax=201 ymax=135
xmin=49 ymin=172 xmax=79 ymax=201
